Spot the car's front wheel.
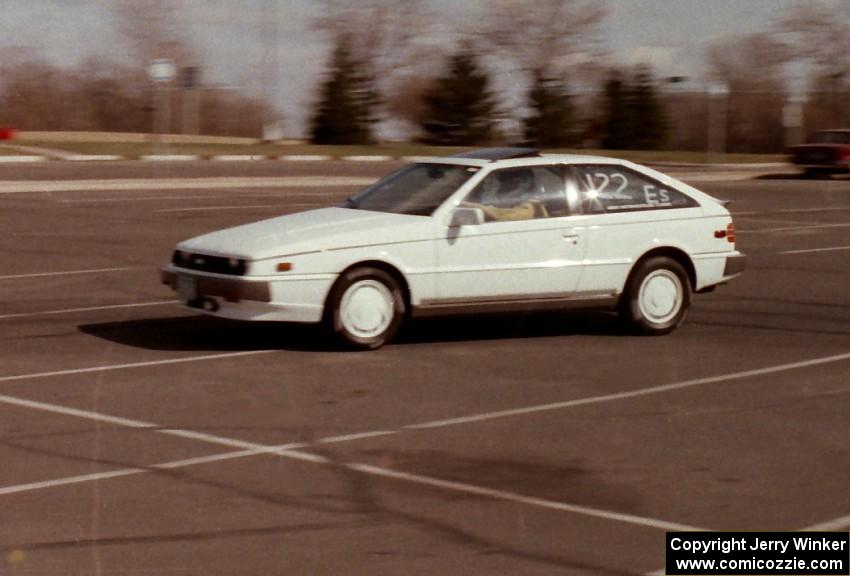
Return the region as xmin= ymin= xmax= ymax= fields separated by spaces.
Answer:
xmin=620 ymin=256 xmax=690 ymax=335
xmin=326 ymin=267 xmax=405 ymax=350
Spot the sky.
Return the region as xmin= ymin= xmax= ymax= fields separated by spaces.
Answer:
xmin=0 ymin=0 xmax=841 ymax=136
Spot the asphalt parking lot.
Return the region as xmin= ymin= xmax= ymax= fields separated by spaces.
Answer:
xmin=1 ymin=161 xmax=848 ymax=575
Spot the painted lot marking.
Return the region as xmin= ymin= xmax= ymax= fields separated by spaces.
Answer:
xmin=802 ymin=515 xmax=850 ymax=531
xmin=0 ymin=176 xmax=375 ymax=194
xmin=1 ymin=350 xmax=849 ymax=534
xmin=57 ymin=191 xmax=344 ymax=203
xmin=0 ymin=301 xmax=176 ymax=321
xmin=780 ymin=245 xmax=850 ymax=255
xmin=405 ymin=351 xmax=850 ymax=431
xmin=155 ymin=202 xmax=327 ymax=213
xmin=0 ymin=391 xmax=705 ymax=533
xmin=741 ymin=222 xmax=850 ymax=234
xmin=0 ymin=350 xmax=275 ymax=385
xmin=0 ymin=267 xmax=138 ymax=281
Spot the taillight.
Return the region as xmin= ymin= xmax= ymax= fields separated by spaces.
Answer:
xmin=715 ymin=222 xmax=736 ymax=243
xmin=841 ymin=147 xmax=850 ymax=161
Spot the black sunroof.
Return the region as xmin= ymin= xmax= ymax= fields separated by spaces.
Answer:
xmin=450 ymin=147 xmax=541 ymax=161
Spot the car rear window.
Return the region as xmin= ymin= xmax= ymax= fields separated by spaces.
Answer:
xmin=572 ymin=165 xmax=698 ymax=214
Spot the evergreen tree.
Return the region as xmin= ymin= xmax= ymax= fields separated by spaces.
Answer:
xmin=523 ymin=69 xmax=575 ymax=147
xmin=600 ymin=67 xmax=668 ymax=150
xmin=629 ymin=66 xmax=667 ymax=150
xmin=309 ymin=35 xmax=379 ymax=145
xmin=419 ymin=48 xmax=496 ymax=146
xmin=601 ymin=71 xmax=632 ymax=149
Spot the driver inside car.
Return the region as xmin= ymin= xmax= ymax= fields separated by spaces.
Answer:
xmin=463 ymin=169 xmax=548 ymax=221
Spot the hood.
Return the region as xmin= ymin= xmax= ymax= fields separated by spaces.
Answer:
xmin=177 ymin=207 xmax=433 ymax=259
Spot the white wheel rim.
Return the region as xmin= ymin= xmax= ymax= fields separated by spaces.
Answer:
xmin=339 ymin=280 xmax=394 ymax=339
xmin=638 ymin=270 xmax=682 ymax=325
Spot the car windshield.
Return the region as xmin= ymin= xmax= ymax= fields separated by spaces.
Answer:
xmin=343 ymin=163 xmax=478 ymax=216
xmin=812 ymin=131 xmax=850 ymax=144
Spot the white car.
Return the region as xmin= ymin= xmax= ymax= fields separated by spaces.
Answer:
xmin=162 ymin=148 xmax=745 ymax=349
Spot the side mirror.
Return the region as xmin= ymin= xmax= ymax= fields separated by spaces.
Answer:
xmin=448 ymin=206 xmax=484 ymax=227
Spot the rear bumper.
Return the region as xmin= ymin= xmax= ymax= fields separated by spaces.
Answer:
xmin=723 ymin=252 xmax=746 ymax=277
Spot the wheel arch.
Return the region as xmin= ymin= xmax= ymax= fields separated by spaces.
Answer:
xmin=326 ymin=260 xmax=412 ymax=315
xmin=626 ymin=246 xmax=696 ymax=293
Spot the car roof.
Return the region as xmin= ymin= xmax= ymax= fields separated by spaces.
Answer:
xmin=419 ymin=149 xmax=627 ymax=168
xmin=449 ymin=147 xmax=541 ymax=161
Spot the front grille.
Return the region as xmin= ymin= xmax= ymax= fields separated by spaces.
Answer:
xmin=172 ymin=250 xmax=247 ymax=276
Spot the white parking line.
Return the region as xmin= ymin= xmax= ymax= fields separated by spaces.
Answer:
xmin=0 ymin=301 xmax=176 ymax=321
xmin=2 ymin=350 xmax=849 ymax=534
xmin=801 ymin=515 xmax=850 ymax=531
xmin=0 ymin=176 xmax=374 ymax=194
xmin=779 ymin=245 xmax=850 ymax=255
xmin=406 ymin=351 xmax=850 ymax=431
xmin=0 ymin=350 xmax=276 ymax=385
xmin=0 ymin=267 xmax=138 ymax=280
xmin=742 ymin=223 xmax=850 ymax=233
xmin=0 ymin=389 xmax=706 ymax=533
xmin=155 ymin=202 xmax=327 ymax=213
xmin=778 ymin=206 xmax=850 ymax=213
xmin=58 ymin=191 xmax=343 ymax=203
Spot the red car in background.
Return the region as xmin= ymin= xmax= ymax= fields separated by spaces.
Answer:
xmin=788 ymin=129 xmax=850 ymax=178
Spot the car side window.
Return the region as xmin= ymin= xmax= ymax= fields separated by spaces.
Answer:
xmin=463 ymin=166 xmax=567 ymax=222
xmin=573 ymin=165 xmax=698 ymax=214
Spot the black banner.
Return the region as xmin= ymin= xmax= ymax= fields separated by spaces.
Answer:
xmin=666 ymin=532 xmax=849 ymax=575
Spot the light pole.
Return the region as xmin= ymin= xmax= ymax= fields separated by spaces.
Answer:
xmin=147 ymin=58 xmax=176 ymax=153
xmin=707 ymin=82 xmax=729 ymax=157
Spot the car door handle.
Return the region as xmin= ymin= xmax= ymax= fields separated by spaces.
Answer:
xmin=562 ymin=231 xmax=580 ymax=244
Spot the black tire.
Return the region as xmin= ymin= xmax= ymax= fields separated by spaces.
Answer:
xmin=619 ymin=256 xmax=690 ymax=335
xmin=324 ymin=267 xmax=405 ymax=350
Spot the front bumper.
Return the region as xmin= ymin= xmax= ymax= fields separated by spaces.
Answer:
xmin=161 ymin=268 xmax=271 ymax=302
xmin=161 ymin=266 xmax=333 ymax=323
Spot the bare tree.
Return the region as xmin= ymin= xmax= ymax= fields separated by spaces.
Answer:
xmin=782 ymin=2 xmax=850 ymax=77
xmin=476 ymin=0 xmax=608 ymax=78
xmin=781 ymin=2 xmax=850 ymax=128
xmin=707 ymin=33 xmax=790 ymax=152
xmin=312 ymin=0 xmax=439 ymax=137
xmin=112 ymin=0 xmax=197 ymax=69
xmin=313 ymin=0 xmax=431 ymax=78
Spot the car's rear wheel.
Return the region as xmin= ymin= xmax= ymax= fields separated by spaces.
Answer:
xmin=326 ymin=267 xmax=405 ymax=350
xmin=620 ymin=256 xmax=690 ymax=335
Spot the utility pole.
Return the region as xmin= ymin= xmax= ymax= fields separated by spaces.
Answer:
xmin=259 ymin=0 xmax=283 ymax=141
xmin=147 ymin=58 xmax=176 ymax=152
xmin=181 ymin=65 xmax=200 ymax=135
xmin=706 ymin=83 xmax=729 ymax=156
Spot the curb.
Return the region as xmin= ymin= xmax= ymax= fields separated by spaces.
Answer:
xmin=0 ymin=156 xmax=48 ymax=162
xmin=140 ymin=154 xmax=201 ymax=161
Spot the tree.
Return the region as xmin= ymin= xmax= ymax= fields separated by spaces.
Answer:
xmin=418 ymin=47 xmax=497 ymax=146
xmin=477 ymin=0 xmax=607 ymax=77
xmin=781 ymin=3 xmax=850 ymax=129
xmin=313 ymin=0 xmax=433 ymax=136
xmin=708 ymin=33 xmax=789 ymax=152
xmin=112 ymin=0 xmax=196 ymax=69
xmin=309 ymin=35 xmax=379 ymax=144
xmin=600 ymin=71 xmax=632 ymax=150
xmin=628 ymin=66 xmax=667 ymax=150
xmin=599 ymin=67 xmax=667 ymax=151
xmin=523 ymin=70 xmax=576 ymax=147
